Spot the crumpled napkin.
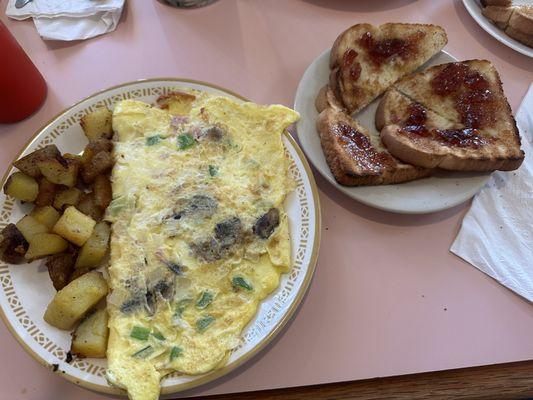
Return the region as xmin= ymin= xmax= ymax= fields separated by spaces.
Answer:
xmin=451 ymin=84 xmax=533 ymax=301
xmin=6 ymin=0 xmax=125 ymax=41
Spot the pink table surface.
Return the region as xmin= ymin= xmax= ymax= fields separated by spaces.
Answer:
xmin=1 ymin=0 xmax=533 ymax=399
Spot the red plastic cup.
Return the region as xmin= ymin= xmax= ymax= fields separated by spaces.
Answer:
xmin=0 ymin=20 xmax=47 ymax=123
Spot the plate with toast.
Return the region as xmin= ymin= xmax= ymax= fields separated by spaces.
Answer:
xmin=463 ymin=0 xmax=533 ymax=58
xmin=295 ymin=23 xmax=525 ymax=214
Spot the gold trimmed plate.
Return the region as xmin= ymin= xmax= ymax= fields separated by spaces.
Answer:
xmin=0 ymin=79 xmax=321 ymax=396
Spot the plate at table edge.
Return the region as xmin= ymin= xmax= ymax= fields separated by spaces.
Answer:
xmin=294 ymin=49 xmax=491 ymax=214
xmin=0 ymin=78 xmax=321 ymax=396
xmin=462 ymin=0 xmax=533 ymax=58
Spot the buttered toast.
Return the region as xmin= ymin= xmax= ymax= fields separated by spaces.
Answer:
xmin=379 ymin=60 xmax=524 ymax=171
xmin=326 ymin=23 xmax=447 ymax=114
xmin=316 ymin=87 xmax=430 ymax=186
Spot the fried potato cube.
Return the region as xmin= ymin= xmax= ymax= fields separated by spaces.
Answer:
xmin=3 ymin=172 xmax=39 ymax=202
xmin=71 ymin=307 xmax=109 ymax=358
xmin=80 ymin=107 xmax=113 ymax=142
xmin=80 ymin=139 xmax=113 ymax=166
xmin=53 ymin=187 xmax=82 ymax=210
xmin=30 ymin=205 xmax=61 ymax=230
xmin=75 ymin=222 xmax=110 ymax=270
xmin=37 ymin=157 xmax=79 ymax=187
xmin=53 ymin=206 xmax=96 ymax=246
xmin=13 ymin=145 xmax=61 ymax=178
xmin=16 ymin=215 xmax=49 ymax=242
xmin=46 ymin=252 xmax=76 ymax=291
xmin=156 ymin=91 xmax=196 ymax=116
xmin=0 ymin=224 xmax=29 ymax=264
xmin=35 ymin=178 xmax=58 ymax=207
xmin=81 ymin=151 xmax=114 ymax=183
xmin=93 ymin=175 xmax=112 ymax=209
xmin=25 ymin=233 xmax=68 ymax=261
xmin=43 ymin=271 xmax=108 ymax=330
xmin=76 ymin=192 xmax=104 ymax=221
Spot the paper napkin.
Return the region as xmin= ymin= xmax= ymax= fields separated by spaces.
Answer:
xmin=6 ymin=0 xmax=125 ymax=41
xmin=451 ymin=84 xmax=533 ymax=301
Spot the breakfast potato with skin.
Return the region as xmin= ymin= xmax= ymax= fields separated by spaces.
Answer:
xmin=76 ymin=192 xmax=104 ymax=221
xmin=43 ymin=271 xmax=108 ymax=330
xmin=30 ymin=205 xmax=61 ymax=230
xmin=46 ymin=251 xmax=76 ymax=291
xmin=75 ymin=221 xmax=110 ymax=270
xmin=25 ymin=233 xmax=68 ymax=261
xmin=71 ymin=307 xmax=109 ymax=358
xmin=16 ymin=215 xmax=49 ymax=242
xmin=81 ymin=151 xmax=113 ymax=183
xmin=93 ymin=175 xmax=112 ymax=209
xmin=3 ymin=172 xmax=39 ymax=202
xmin=80 ymin=107 xmax=113 ymax=142
xmin=53 ymin=187 xmax=82 ymax=210
xmin=53 ymin=206 xmax=96 ymax=246
xmin=80 ymin=139 xmax=113 ymax=166
xmin=0 ymin=224 xmax=28 ymax=264
xmin=37 ymin=157 xmax=79 ymax=187
xmin=35 ymin=178 xmax=58 ymax=206
xmin=13 ymin=145 xmax=61 ymax=178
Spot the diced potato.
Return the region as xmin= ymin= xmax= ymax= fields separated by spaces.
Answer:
xmin=46 ymin=252 xmax=76 ymax=290
xmin=53 ymin=206 xmax=96 ymax=246
xmin=81 ymin=151 xmax=114 ymax=183
xmin=93 ymin=175 xmax=112 ymax=209
xmin=80 ymin=139 xmax=113 ymax=166
xmin=37 ymin=157 xmax=79 ymax=187
xmin=16 ymin=215 xmax=49 ymax=242
xmin=35 ymin=178 xmax=58 ymax=207
xmin=53 ymin=187 xmax=82 ymax=210
xmin=80 ymin=107 xmax=113 ymax=142
xmin=13 ymin=145 xmax=61 ymax=178
xmin=71 ymin=307 xmax=109 ymax=358
xmin=3 ymin=172 xmax=39 ymax=202
xmin=25 ymin=233 xmax=68 ymax=261
xmin=0 ymin=224 xmax=28 ymax=264
xmin=76 ymin=192 xmax=104 ymax=221
xmin=43 ymin=271 xmax=108 ymax=330
xmin=30 ymin=205 xmax=61 ymax=230
xmin=156 ymin=91 xmax=197 ymax=116
xmin=75 ymin=222 xmax=110 ymax=270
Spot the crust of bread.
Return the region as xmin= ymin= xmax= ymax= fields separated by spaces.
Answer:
xmin=482 ymin=6 xmax=515 ymax=29
xmin=481 ymin=0 xmax=512 ymax=6
xmin=316 ymin=107 xmax=431 ymax=186
xmin=506 ymin=25 xmax=533 ymax=46
xmin=381 ymin=125 xmax=524 ymax=171
xmin=509 ymin=6 xmax=533 ymax=35
xmin=328 ymin=23 xmax=447 ymax=114
xmin=315 ymin=85 xmax=345 ymax=113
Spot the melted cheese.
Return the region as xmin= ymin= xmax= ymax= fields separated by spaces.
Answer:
xmin=105 ymin=91 xmax=299 ymax=400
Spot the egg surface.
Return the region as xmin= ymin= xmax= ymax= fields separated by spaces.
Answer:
xmin=105 ymin=90 xmax=299 ymax=400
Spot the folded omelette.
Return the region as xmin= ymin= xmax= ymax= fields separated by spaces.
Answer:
xmin=105 ymin=90 xmax=299 ymax=400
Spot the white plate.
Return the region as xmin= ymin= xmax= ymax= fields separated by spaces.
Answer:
xmin=463 ymin=0 xmax=533 ymax=58
xmin=294 ymin=49 xmax=491 ymax=214
xmin=0 ymin=79 xmax=321 ymax=396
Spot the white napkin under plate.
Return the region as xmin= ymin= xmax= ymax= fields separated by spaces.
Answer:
xmin=6 ymin=0 xmax=125 ymax=41
xmin=451 ymin=84 xmax=533 ymax=301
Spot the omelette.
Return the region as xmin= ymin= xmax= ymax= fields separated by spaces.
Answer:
xmin=105 ymin=89 xmax=299 ymax=400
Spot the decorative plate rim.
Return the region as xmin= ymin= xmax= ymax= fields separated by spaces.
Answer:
xmin=0 ymin=78 xmax=322 ymax=396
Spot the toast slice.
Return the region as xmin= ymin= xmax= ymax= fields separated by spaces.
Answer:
xmin=482 ymin=5 xmax=515 ymax=29
xmin=481 ymin=0 xmax=512 ymax=6
xmin=328 ymin=23 xmax=447 ymax=114
xmin=380 ymin=60 xmax=524 ymax=171
xmin=506 ymin=6 xmax=533 ymax=47
xmin=316 ymin=87 xmax=431 ymax=186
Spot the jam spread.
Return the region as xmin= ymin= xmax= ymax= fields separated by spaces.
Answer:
xmin=335 ymin=122 xmax=395 ymax=171
xmin=405 ymin=103 xmax=427 ymax=126
xmin=342 ymin=49 xmax=362 ymax=81
xmin=430 ymin=63 xmax=497 ymax=129
xmin=358 ymin=31 xmax=423 ymax=66
xmin=400 ymin=125 xmax=487 ymax=148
